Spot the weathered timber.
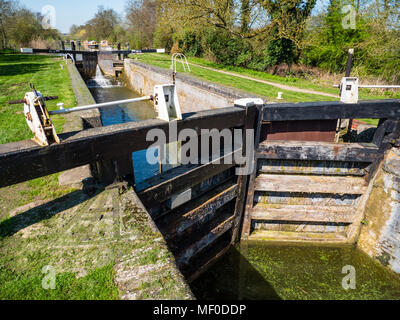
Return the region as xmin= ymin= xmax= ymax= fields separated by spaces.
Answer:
xmin=231 ymin=105 xmax=258 ymax=244
xmin=248 ymin=230 xmax=348 ymax=243
xmin=263 ymin=99 xmax=400 ymax=121
xmin=254 ymin=174 xmax=367 ymax=194
xmin=176 ymin=215 xmax=235 ymax=266
xmin=251 ymin=204 xmax=356 ymax=224
xmin=146 ymin=169 xmax=234 ymax=222
xmin=373 ymin=119 xmax=390 ymax=147
xmin=241 ymin=105 xmax=264 ymax=240
xmin=158 ymin=182 xmax=238 ymax=241
xmin=168 ymin=207 xmax=235 ymax=254
xmin=185 ymin=231 xmax=233 ymax=282
xmin=139 ymin=149 xmax=242 ymax=205
xmin=368 ymin=120 xmax=400 ymax=182
xmin=258 ymin=159 xmax=369 ymax=176
xmin=0 ymin=107 xmax=245 ymax=188
xmin=257 ymin=141 xmax=379 ymax=163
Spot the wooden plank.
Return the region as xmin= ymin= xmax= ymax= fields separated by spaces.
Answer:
xmin=368 ymin=120 xmax=400 ymax=182
xmin=241 ymin=106 xmax=263 ymax=240
xmin=258 ymin=159 xmax=368 ymax=176
xmin=263 ymin=99 xmax=400 ymax=121
xmin=159 ymin=182 xmax=238 ymax=241
xmin=0 ymin=107 xmax=245 ymax=188
xmin=373 ymin=119 xmax=389 ymax=147
xmin=257 ymin=140 xmax=379 ymax=163
xmin=176 ymin=215 xmax=234 ymax=265
xmin=231 ymin=105 xmax=258 ymax=244
xmin=251 ymin=204 xmax=356 ymax=224
xmin=138 ymin=149 xmax=242 ymax=205
xmin=31 ymin=48 xmax=97 ymax=55
xmin=248 ymin=230 xmax=348 ymax=243
xmin=186 ymin=235 xmax=233 ymax=283
xmin=254 ymin=174 xmax=367 ymax=194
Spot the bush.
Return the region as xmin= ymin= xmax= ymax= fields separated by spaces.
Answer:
xmin=204 ymin=30 xmax=253 ymax=67
xmin=264 ymin=38 xmax=298 ymax=67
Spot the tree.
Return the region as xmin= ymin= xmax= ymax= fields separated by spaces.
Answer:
xmin=8 ymin=8 xmax=42 ymax=46
xmin=0 ymin=0 xmax=60 ymax=49
xmin=85 ymin=6 xmax=119 ymax=41
xmin=126 ymin=0 xmax=157 ymax=48
xmin=0 ymin=0 xmax=14 ymax=49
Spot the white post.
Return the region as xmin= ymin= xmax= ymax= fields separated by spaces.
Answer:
xmin=340 ymin=77 xmax=359 ymax=104
xmin=154 ymin=85 xmax=183 ymax=174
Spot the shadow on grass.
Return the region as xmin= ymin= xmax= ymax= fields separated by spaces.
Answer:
xmin=0 ymin=63 xmax=48 ymax=77
xmin=0 ymin=53 xmax=50 ymax=64
xmin=0 ymin=185 xmax=104 ymax=238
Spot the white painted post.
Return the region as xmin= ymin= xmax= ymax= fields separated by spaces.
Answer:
xmin=340 ymin=77 xmax=359 ymax=104
xmin=154 ymin=85 xmax=183 ymax=174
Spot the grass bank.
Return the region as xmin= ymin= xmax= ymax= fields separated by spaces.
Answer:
xmin=133 ymin=53 xmax=398 ymax=103
xmin=0 ymin=53 xmax=80 ymax=217
xmin=0 ymin=52 xmax=121 ymax=300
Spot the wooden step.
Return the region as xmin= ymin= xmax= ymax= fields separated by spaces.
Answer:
xmin=257 ymin=140 xmax=379 ymax=163
xmin=254 ymin=174 xmax=367 ymax=194
xmin=251 ymin=203 xmax=356 ymax=224
xmin=257 ymin=159 xmax=368 ymax=177
xmin=248 ymin=230 xmax=348 ymax=243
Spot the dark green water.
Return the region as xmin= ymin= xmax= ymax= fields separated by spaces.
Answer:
xmin=191 ymin=242 xmax=400 ymax=300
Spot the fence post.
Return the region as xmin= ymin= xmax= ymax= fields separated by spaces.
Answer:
xmin=71 ymin=41 xmax=76 ymax=62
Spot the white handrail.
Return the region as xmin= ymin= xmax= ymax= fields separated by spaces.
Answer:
xmin=171 ymin=53 xmax=191 ymax=73
xmin=63 ymin=53 xmax=75 ymax=64
xmin=49 ymin=96 xmax=152 ymax=115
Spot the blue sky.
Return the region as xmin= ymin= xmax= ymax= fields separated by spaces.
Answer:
xmin=20 ymin=0 xmax=328 ymax=34
xmin=20 ymin=0 xmax=128 ymax=33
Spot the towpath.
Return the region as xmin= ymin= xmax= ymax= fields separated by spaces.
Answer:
xmin=185 ymin=61 xmax=338 ymax=99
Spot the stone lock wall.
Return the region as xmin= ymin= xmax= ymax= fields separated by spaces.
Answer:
xmin=358 ymin=149 xmax=400 ymax=273
xmin=123 ymin=59 xmax=260 ymax=114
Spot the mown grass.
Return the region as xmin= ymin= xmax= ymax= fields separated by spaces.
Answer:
xmin=0 ymin=53 xmax=79 ymax=219
xmin=0 ymin=264 xmax=119 ymax=300
xmin=0 ymin=53 xmax=121 ymax=300
xmin=134 ymin=53 xmax=399 ymax=103
xmin=0 ymin=53 xmax=77 ymax=144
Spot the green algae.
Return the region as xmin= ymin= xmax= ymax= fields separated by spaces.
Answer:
xmin=191 ymin=242 xmax=400 ymax=300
